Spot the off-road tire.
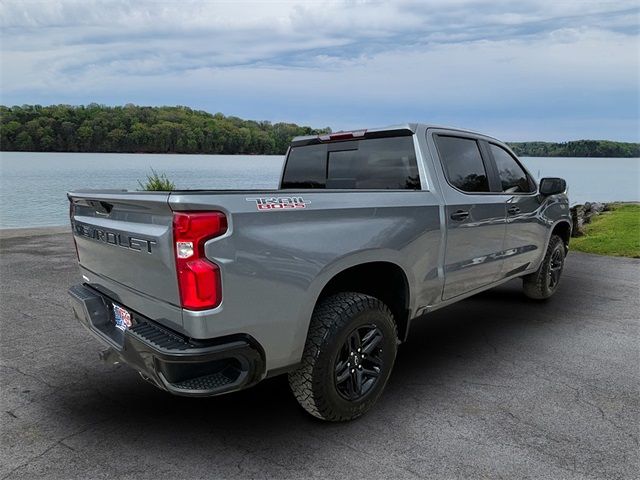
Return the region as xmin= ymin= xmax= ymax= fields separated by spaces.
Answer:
xmin=522 ymin=234 xmax=566 ymax=300
xmin=288 ymin=292 xmax=398 ymax=422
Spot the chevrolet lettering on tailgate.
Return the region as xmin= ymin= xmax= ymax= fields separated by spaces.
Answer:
xmin=72 ymin=220 xmax=157 ymax=253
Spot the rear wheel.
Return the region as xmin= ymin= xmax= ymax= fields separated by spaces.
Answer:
xmin=288 ymin=292 xmax=398 ymax=421
xmin=522 ymin=234 xmax=566 ymax=299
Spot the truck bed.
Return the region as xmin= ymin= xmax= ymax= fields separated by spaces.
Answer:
xmin=69 ymin=187 xmax=442 ymax=371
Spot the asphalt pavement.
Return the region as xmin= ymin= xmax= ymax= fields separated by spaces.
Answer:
xmin=1 ymin=229 xmax=638 ymax=479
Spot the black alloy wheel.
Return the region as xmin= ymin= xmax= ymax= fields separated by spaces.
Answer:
xmin=523 ymin=234 xmax=566 ymax=300
xmin=334 ymin=324 xmax=384 ymax=401
xmin=288 ymin=292 xmax=398 ymax=421
xmin=548 ymin=246 xmax=564 ymax=289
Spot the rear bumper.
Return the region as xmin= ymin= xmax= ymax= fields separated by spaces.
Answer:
xmin=68 ymin=284 xmax=265 ymax=397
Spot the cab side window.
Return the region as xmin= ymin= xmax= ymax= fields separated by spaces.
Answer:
xmin=489 ymin=144 xmax=534 ymax=193
xmin=434 ymin=135 xmax=490 ymax=193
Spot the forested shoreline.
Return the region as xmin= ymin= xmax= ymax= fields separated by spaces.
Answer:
xmin=0 ymin=104 xmax=330 ymax=155
xmin=508 ymin=140 xmax=639 ymax=158
xmin=1 ymin=104 xmax=638 ymax=157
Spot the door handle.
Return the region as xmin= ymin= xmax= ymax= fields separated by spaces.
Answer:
xmin=450 ymin=210 xmax=469 ymax=221
xmin=507 ymin=206 xmax=521 ymax=215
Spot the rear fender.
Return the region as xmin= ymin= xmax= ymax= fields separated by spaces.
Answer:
xmin=289 ymin=249 xmax=414 ymax=364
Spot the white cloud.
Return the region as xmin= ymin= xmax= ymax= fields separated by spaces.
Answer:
xmin=0 ymin=0 xmax=638 ymax=140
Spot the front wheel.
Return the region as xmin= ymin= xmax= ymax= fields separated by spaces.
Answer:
xmin=288 ymin=292 xmax=398 ymax=422
xmin=522 ymin=234 xmax=566 ymax=300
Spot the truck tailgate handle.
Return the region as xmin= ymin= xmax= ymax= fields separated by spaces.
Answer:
xmin=88 ymin=200 xmax=114 ymax=215
xmin=450 ymin=210 xmax=469 ymax=221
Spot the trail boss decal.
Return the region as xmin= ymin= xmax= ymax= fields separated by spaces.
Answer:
xmin=246 ymin=196 xmax=310 ymax=211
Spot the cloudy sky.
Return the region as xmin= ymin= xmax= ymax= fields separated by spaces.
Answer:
xmin=1 ymin=0 xmax=638 ymax=141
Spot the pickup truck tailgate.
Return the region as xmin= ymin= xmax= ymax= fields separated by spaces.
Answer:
xmin=69 ymin=191 xmax=180 ymax=306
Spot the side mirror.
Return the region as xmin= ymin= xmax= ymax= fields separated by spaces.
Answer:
xmin=539 ymin=177 xmax=566 ymax=196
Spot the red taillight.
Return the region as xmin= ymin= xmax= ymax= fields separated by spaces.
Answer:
xmin=173 ymin=211 xmax=227 ymax=310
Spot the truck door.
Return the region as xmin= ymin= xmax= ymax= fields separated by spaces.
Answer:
xmin=484 ymin=142 xmax=547 ymax=276
xmin=430 ymin=133 xmax=507 ymax=300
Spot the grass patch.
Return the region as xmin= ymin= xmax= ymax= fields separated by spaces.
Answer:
xmin=571 ymin=203 xmax=640 ymax=258
xmin=138 ymin=168 xmax=175 ymax=191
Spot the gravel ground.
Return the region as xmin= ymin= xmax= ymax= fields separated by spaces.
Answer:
xmin=1 ymin=229 xmax=638 ymax=480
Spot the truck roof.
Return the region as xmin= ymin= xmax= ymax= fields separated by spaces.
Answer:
xmin=290 ymin=123 xmax=501 ymax=147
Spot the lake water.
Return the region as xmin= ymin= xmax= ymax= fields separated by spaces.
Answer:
xmin=1 ymin=152 xmax=638 ymax=228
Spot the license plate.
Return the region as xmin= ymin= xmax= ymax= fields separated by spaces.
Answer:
xmin=113 ymin=304 xmax=132 ymax=331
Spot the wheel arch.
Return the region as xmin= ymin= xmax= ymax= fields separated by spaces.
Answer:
xmin=285 ymin=249 xmax=416 ymax=372
xmin=549 ymin=219 xmax=572 ymax=253
xmin=315 ymin=261 xmax=411 ymax=341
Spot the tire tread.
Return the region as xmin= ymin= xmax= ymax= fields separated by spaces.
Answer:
xmin=523 ymin=234 xmax=565 ymax=300
xmin=288 ymin=292 xmax=397 ymax=421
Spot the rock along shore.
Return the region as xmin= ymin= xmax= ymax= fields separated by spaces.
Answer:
xmin=569 ymin=202 xmax=614 ymax=237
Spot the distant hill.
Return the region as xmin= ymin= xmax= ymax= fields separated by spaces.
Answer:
xmin=1 ymin=104 xmax=638 ymax=157
xmin=0 ymin=104 xmax=330 ymax=155
xmin=507 ymin=140 xmax=640 ymax=158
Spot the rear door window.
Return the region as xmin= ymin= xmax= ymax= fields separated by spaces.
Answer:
xmin=434 ymin=135 xmax=490 ymax=193
xmin=489 ymin=144 xmax=534 ymax=193
xmin=281 ymin=136 xmax=420 ymax=190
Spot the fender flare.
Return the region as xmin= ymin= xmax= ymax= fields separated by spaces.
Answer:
xmin=289 ymin=249 xmax=414 ymax=363
xmin=537 ymin=219 xmax=572 ymax=270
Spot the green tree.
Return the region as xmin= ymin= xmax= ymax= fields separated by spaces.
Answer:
xmin=14 ymin=131 xmax=34 ymax=150
xmin=77 ymin=124 xmax=93 ymax=151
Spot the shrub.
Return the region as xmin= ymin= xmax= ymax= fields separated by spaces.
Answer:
xmin=138 ymin=168 xmax=175 ymax=191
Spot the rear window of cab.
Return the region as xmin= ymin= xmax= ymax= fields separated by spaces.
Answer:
xmin=281 ymin=136 xmax=421 ymax=190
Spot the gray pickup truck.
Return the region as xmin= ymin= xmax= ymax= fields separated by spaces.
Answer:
xmin=68 ymin=124 xmax=570 ymax=421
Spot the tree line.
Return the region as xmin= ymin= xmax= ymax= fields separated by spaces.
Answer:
xmin=1 ymin=104 xmax=638 ymax=157
xmin=508 ymin=140 xmax=639 ymax=158
xmin=0 ymin=104 xmax=330 ymax=155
